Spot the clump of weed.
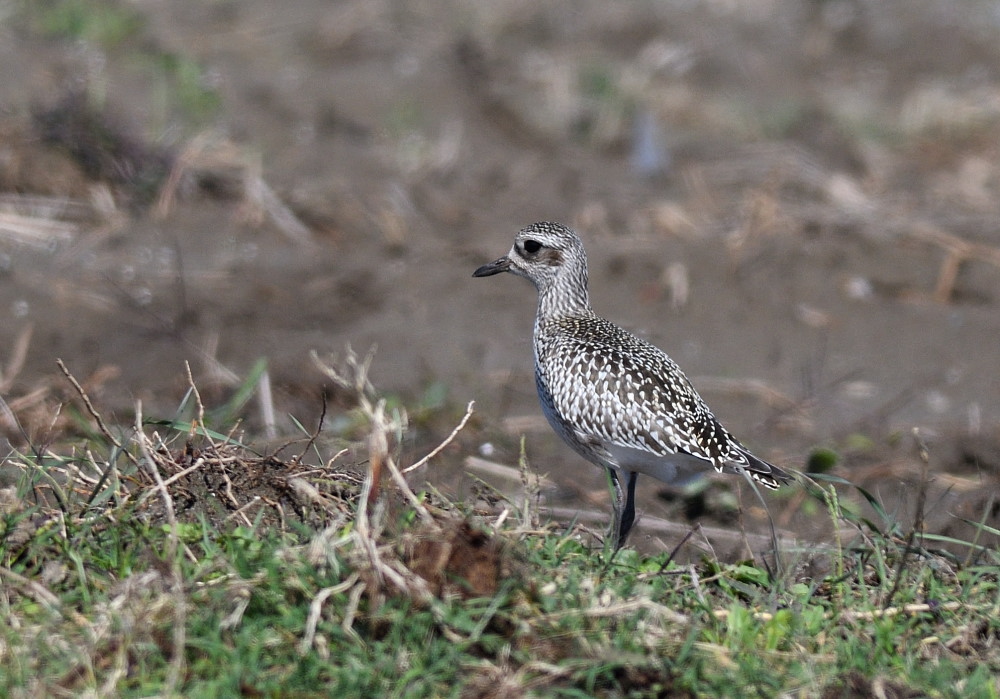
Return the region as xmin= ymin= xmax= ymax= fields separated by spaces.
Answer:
xmin=32 ymin=91 xmax=174 ymax=207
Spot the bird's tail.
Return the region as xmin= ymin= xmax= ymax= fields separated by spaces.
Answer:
xmin=730 ymin=447 xmax=794 ymax=490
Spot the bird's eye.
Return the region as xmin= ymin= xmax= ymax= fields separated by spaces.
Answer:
xmin=522 ymin=239 xmax=542 ymax=254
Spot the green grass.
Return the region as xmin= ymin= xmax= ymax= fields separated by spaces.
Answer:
xmin=21 ymin=0 xmax=221 ymax=129
xmin=26 ymin=0 xmax=144 ymax=47
xmin=2 ymin=360 xmax=1000 ymax=697
xmin=4 ymin=491 xmax=997 ymax=696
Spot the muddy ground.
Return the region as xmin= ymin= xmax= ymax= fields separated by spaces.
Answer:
xmin=2 ymin=0 xmax=1000 ymax=552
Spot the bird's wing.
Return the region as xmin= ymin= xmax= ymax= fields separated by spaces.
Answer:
xmin=550 ymin=333 xmax=722 ymax=476
xmin=542 ymin=317 xmax=792 ymax=488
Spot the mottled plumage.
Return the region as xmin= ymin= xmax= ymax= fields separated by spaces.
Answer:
xmin=474 ymin=221 xmax=793 ymax=548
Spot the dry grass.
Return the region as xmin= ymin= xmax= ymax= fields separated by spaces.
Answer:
xmin=2 ymin=352 xmax=999 ymax=696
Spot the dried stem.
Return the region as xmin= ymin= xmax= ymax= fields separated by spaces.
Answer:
xmin=134 ymin=401 xmax=186 ymax=694
xmin=57 ymin=359 xmax=139 ymax=468
xmin=403 ymin=400 xmax=474 ymax=474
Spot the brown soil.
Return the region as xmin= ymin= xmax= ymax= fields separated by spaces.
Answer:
xmin=2 ymin=0 xmax=1000 ymax=550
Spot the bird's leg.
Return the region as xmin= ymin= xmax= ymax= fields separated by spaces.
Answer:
xmin=619 ymin=470 xmax=638 ymax=549
xmin=608 ymin=468 xmax=624 ymax=547
xmin=608 ymin=469 xmax=639 ymax=549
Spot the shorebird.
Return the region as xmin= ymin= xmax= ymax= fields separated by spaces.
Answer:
xmin=473 ymin=221 xmax=793 ymax=548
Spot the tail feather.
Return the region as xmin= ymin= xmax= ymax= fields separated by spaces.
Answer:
xmin=730 ymin=447 xmax=794 ymax=489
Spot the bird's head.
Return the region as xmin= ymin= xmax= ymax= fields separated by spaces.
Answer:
xmin=473 ymin=222 xmax=589 ymax=306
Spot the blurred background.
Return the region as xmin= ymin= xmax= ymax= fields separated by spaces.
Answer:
xmin=1 ymin=0 xmax=999 ymax=547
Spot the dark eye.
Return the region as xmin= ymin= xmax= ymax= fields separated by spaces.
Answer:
xmin=522 ymin=239 xmax=542 ymax=254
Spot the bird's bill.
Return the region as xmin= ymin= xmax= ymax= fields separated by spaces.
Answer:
xmin=472 ymin=256 xmax=511 ymax=277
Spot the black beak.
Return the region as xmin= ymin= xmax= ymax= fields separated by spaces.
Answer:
xmin=472 ymin=256 xmax=511 ymax=277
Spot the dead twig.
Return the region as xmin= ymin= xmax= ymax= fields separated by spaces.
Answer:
xmin=463 ymin=455 xmax=556 ymax=491
xmin=134 ymin=400 xmax=186 ymax=695
xmin=298 ymin=573 xmax=361 ymax=656
xmin=0 ymin=210 xmax=77 ymax=249
xmin=0 ymin=323 xmax=33 ymax=392
xmin=402 ymin=400 xmax=474 ymax=474
xmin=184 ymin=361 xmax=209 ymax=442
xmin=0 ymin=567 xmax=62 ymax=612
xmin=56 ymin=359 xmax=139 ymax=468
xmin=155 ymin=133 xmax=314 ymax=247
xmin=538 ymin=505 xmax=800 ymax=552
xmin=908 ymin=224 xmax=1000 ymax=303
xmin=691 ymin=376 xmax=798 ymax=411
xmin=883 ymin=428 xmax=931 ymax=610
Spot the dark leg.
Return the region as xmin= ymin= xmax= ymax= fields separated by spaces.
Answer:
xmin=608 ymin=469 xmax=639 ymax=549
xmin=618 ymin=471 xmax=638 ymax=549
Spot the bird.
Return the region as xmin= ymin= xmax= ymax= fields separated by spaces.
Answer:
xmin=473 ymin=221 xmax=793 ymax=549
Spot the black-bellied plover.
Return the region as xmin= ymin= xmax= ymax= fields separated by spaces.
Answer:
xmin=473 ymin=221 xmax=793 ymax=548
